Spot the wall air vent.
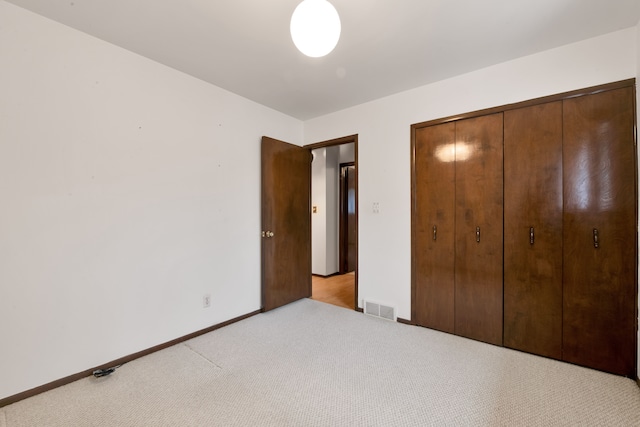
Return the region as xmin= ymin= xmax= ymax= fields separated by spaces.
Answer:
xmin=363 ymin=300 xmax=396 ymax=321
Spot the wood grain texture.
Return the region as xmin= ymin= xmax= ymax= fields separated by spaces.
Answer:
xmin=339 ymin=164 xmax=357 ymax=274
xmin=410 ymin=80 xmax=637 ymax=374
xmin=312 ymin=273 xmax=355 ymax=309
xmin=503 ymin=101 xmax=563 ymax=359
xmin=454 ymin=113 xmax=504 ymax=346
xmin=562 ymin=87 xmax=637 ymax=377
xmin=261 ymin=136 xmax=311 ymax=311
xmin=412 ymin=123 xmax=456 ymax=333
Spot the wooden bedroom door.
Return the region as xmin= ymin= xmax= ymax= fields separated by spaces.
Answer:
xmin=261 ymin=136 xmax=312 ymax=311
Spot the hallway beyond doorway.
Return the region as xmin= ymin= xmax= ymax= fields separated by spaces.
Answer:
xmin=311 ymin=273 xmax=355 ymax=309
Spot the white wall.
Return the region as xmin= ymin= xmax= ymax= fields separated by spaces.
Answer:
xmin=312 ymin=143 xmax=354 ymax=277
xmin=0 ymin=1 xmax=302 ymax=400
xmin=311 ymin=148 xmax=328 ymax=274
xmin=325 ymin=147 xmax=339 ymax=274
xmin=311 ymin=147 xmax=339 ymax=276
xmin=304 ymin=27 xmax=637 ymax=323
xmin=339 ymin=143 xmax=355 ymax=164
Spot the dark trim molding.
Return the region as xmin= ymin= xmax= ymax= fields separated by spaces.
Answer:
xmin=411 ymin=79 xmax=635 ymax=130
xmin=0 ymin=309 xmax=261 ymax=408
xmin=305 ymin=135 xmax=359 ymax=312
xmin=305 ymin=134 xmax=358 ymax=151
xmin=397 ymin=317 xmax=413 ymax=325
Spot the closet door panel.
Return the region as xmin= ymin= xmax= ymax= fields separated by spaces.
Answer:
xmin=454 ymin=113 xmax=504 ymax=346
xmin=503 ymin=102 xmax=563 ymax=359
xmin=562 ymin=87 xmax=637 ymax=376
xmin=413 ymin=123 xmax=456 ymax=333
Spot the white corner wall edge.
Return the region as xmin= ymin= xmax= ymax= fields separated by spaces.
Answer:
xmin=0 ymin=0 xmax=302 ymax=401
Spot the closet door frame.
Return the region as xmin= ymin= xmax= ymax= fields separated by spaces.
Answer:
xmin=410 ymin=79 xmax=637 ymax=362
xmin=411 ymin=80 xmax=635 ymax=130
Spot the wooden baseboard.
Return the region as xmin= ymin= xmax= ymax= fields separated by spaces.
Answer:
xmin=0 ymin=309 xmax=261 ymax=408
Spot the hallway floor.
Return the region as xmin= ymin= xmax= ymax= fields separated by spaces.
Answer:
xmin=311 ymin=272 xmax=355 ymax=309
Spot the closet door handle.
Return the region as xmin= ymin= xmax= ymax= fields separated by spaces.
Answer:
xmin=530 ymin=227 xmax=535 ymax=245
xmin=593 ymin=228 xmax=599 ymax=249
xmin=433 ymin=225 xmax=437 ymax=241
xmin=476 ymin=226 xmax=480 ymax=243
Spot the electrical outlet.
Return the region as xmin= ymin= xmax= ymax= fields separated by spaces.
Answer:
xmin=203 ymin=294 xmax=211 ymax=308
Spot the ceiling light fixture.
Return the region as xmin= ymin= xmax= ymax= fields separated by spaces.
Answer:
xmin=290 ymin=0 xmax=341 ymax=58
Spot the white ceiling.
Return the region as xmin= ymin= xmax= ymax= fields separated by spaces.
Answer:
xmin=6 ymin=0 xmax=640 ymax=120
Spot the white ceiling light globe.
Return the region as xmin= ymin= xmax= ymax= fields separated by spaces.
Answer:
xmin=290 ymin=0 xmax=341 ymax=58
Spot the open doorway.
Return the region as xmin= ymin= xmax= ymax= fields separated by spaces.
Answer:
xmin=307 ymin=136 xmax=358 ymax=310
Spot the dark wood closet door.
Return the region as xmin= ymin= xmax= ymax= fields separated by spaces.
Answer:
xmin=562 ymin=87 xmax=637 ymax=376
xmin=454 ymin=113 xmax=504 ymax=346
xmin=413 ymin=123 xmax=456 ymax=333
xmin=504 ymin=102 xmax=563 ymax=359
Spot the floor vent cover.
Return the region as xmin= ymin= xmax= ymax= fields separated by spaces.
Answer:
xmin=363 ymin=300 xmax=396 ymax=321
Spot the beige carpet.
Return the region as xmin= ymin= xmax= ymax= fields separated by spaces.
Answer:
xmin=3 ymin=299 xmax=640 ymax=426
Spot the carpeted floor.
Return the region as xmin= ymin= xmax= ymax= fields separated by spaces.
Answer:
xmin=3 ymin=299 xmax=640 ymax=426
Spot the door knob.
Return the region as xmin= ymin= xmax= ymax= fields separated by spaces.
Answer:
xmin=476 ymin=226 xmax=481 ymax=243
xmin=262 ymin=231 xmax=275 ymax=238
